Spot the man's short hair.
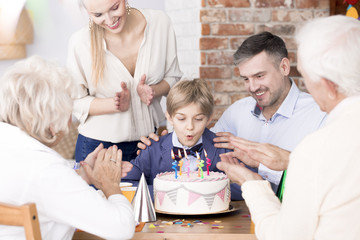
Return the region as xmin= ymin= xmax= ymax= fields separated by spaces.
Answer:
xmin=234 ymin=31 xmax=288 ymax=67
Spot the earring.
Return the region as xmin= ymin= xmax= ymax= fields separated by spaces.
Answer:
xmin=126 ymin=2 xmax=131 ymax=15
xmin=88 ymin=18 xmax=93 ymax=30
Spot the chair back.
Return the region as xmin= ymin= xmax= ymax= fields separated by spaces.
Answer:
xmin=0 ymin=202 xmax=41 ymax=240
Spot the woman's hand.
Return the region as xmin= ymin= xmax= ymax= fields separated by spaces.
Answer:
xmin=114 ymin=82 xmax=131 ymax=112
xmin=81 ymin=146 xmax=123 ymax=198
xmin=136 ymin=74 xmax=154 ymax=106
xmin=217 ymin=154 xmax=263 ymax=186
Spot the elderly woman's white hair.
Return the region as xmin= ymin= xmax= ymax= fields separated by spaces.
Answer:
xmin=0 ymin=56 xmax=76 ymax=145
xmin=296 ymin=15 xmax=360 ymax=96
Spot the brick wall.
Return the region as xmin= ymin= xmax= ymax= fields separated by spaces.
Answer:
xmin=165 ymin=0 xmax=330 ymax=126
xmin=200 ymin=0 xmax=330 ymax=126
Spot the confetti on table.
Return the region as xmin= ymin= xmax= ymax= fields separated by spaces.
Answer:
xmin=156 ymin=231 xmax=164 ymax=233
xmin=174 ymin=221 xmax=183 ymax=224
xmin=193 ymin=220 xmax=202 ymax=223
xmin=149 ymin=224 xmax=156 ymax=229
xmin=166 ymin=222 xmax=173 ymax=225
xmin=212 ymin=224 xmax=219 ymax=226
xmin=241 ymin=215 xmax=251 ymax=218
xmin=159 ymin=225 xmax=166 ymax=228
xmin=161 ymin=221 xmax=168 ymax=224
xmin=154 ymin=224 xmax=159 ymax=226
xmin=202 ymin=222 xmax=210 ymax=224
xmin=211 ymin=226 xmax=224 ymax=229
xmin=214 ymin=220 xmax=222 ymax=223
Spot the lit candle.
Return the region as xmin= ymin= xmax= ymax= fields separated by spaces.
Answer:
xmin=171 ymin=149 xmax=178 ymax=179
xmin=183 ymin=148 xmax=190 ymax=177
xmin=196 ymin=151 xmax=204 ymax=179
xmin=178 ymin=149 xmax=183 ymax=176
xmin=204 ymin=149 xmax=211 ymax=176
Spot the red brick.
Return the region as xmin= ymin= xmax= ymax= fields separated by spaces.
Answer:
xmin=202 ymin=24 xmax=210 ymax=35
xmin=201 ymin=52 xmax=207 ymax=65
xmin=230 ymin=37 xmax=248 ymax=50
xmin=256 ymin=24 xmax=296 ymax=35
xmin=272 ymin=10 xmax=314 ymax=22
xmin=288 ymin=51 xmax=297 ymax=64
xmin=214 ymin=93 xmax=230 ymax=105
xmin=200 ymin=9 xmax=227 ymax=23
xmin=289 ymin=66 xmax=301 ymax=77
xmin=213 ymin=79 xmax=246 ymax=92
xmin=233 ymin=66 xmax=240 ymax=77
xmin=230 ymin=92 xmax=251 ymax=104
xmin=207 ymin=51 xmax=234 ymax=65
xmin=200 ymin=38 xmax=228 ymax=50
xmin=212 ymin=23 xmax=254 ymax=36
xmin=200 ymin=67 xmax=232 ymax=79
xmin=282 ymin=37 xmax=297 ymax=50
xmin=212 ymin=106 xmax=228 ymax=121
xmin=255 ymin=0 xmax=294 ymax=8
xmin=208 ymin=0 xmax=250 ymax=8
xmin=229 ymin=9 xmax=271 ymax=22
xmin=295 ymin=0 xmax=318 ymax=8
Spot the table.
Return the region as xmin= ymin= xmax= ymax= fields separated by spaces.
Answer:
xmin=72 ymin=201 xmax=257 ymax=240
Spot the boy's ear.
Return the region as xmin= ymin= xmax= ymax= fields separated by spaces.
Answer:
xmin=165 ymin=112 xmax=174 ymax=126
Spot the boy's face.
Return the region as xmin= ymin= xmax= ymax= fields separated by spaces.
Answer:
xmin=167 ymin=102 xmax=211 ymax=147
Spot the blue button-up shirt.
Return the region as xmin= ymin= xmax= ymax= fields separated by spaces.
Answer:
xmin=212 ymin=80 xmax=327 ymax=190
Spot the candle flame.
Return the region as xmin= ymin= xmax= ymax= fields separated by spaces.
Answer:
xmin=196 ymin=151 xmax=200 ymax=160
xmin=204 ymin=149 xmax=208 ymax=158
xmin=171 ymin=149 xmax=175 ymax=160
xmin=178 ymin=149 xmax=182 ymax=159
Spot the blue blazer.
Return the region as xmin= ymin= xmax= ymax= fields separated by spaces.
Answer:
xmin=123 ymin=128 xmax=243 ymax=200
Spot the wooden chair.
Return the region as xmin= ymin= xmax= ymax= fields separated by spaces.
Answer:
xmin=0 ymin=202 xmax=41 ymax=240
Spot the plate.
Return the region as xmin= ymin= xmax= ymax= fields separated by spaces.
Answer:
xmin=155 ymin=204 xmax=240 ymax=216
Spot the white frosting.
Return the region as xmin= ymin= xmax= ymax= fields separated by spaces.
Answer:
xmin=154 ymin=171 xmax=231 ymax=214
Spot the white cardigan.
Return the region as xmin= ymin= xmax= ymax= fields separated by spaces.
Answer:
xmin=0 ymin=123 xmax=135 ymax=239
xmin=242 ymin=96 xmax=360 ymax=240
xmin=67 ymin=9 xmax=182 ymax=142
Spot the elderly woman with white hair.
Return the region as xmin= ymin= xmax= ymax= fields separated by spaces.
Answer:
xmin=217 ymin=15 xmax=360 ymax=240
xmin=0 ymin=56 xmax=135 ymax=239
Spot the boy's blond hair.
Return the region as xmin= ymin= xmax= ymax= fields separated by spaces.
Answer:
xmin=166 ymin=79 xmax=214 ymax=117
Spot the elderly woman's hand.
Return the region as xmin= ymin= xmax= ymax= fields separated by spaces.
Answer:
xmin=217 ymin=154 xmax=263 ymax=186
xmin=81 ymin=146 xmax=123 ymax=198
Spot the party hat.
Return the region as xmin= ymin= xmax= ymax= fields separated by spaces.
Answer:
xmin=132 ymin=173 xmax=156 ymax=223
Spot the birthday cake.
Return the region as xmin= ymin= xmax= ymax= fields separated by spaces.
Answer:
xmin=154 ymin=171 xmax=231 ymax=214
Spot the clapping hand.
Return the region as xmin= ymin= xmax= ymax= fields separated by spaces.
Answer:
xmin=136 ymin=74 xmax=154 ymax=106
xmin=114 ymin=82 xmax=131 ymax=112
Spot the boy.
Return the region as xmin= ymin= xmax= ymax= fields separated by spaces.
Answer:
xmin=123 ymin=79 xmax=241 ymax=200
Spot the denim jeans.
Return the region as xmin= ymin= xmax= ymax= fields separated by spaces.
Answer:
xmin=75 ymin=134 xmax=139 ymax=162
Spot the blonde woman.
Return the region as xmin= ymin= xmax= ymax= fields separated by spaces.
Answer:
xmin=68 ymin=0 xmax=182 ymax=163
xmin=0 ymin=56 xmax=135 ymax=239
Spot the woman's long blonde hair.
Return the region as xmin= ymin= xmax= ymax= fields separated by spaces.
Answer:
xmin=90 ymin=22 xmax=105 ymax=86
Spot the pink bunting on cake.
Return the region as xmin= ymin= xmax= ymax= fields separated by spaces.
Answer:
xmin=216 ymin=187 xmax=226 ymax=202
xmin=188 ymin=191 xmax=202 ymax=206
xmin=157 ymin=191 xmax=166 ymax=206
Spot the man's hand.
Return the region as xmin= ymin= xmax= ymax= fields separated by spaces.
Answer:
xmin=230 ymin=136 xmax=290 ymax=171
xmin=213 ymin=132 xmax=236 ymax=150
xmin=136 ymin=129 xmax=168 ymax=155
xmin=114 ymin=82 xmax=131 ymax=112
xmin=137 ymin=74 xmax=154 ymax=106
xmin=217 ymin=154 xmax=263 ymax=186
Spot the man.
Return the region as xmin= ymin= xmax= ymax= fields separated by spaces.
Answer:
xmin=139 ymin=32 xmax=327 ymax=198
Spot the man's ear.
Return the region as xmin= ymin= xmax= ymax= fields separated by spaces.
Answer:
xmin=166 ymin=112 xmax=174 ymax=126
xmin=280 ymin=57 xmax=290 ymax=76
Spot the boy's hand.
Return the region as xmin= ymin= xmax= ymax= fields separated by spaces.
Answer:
xmin=136 ymin=130 xmax=168 ymax=155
